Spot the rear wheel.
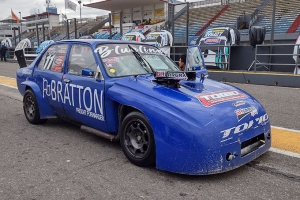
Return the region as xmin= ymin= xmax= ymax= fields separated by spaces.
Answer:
xmin=120 ymin=111 xmax=155 ymax=167
xmin=23 ymin=89 xmax=47 ymax=124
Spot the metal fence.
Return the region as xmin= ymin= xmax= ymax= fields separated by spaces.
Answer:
xmin=252 ymin=44 xmax=299 ymax=74
xmin=169 ymin=43 xmax=299 ymax=74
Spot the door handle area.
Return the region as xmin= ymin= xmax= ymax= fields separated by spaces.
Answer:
xmin=63 ymin=79 xmax=72 ymax=83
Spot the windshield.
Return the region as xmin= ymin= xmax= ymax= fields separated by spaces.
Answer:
xmin=95 ymin=43 xmax=180 ymax=77
xmin=187 ymin=46 xmax=205 ymax=71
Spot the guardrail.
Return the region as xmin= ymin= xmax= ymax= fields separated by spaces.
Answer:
xmin=190 ymin=0 xmax=246 ymax=8
xmin=253 ymin=43 xmax=299 ymax=73
xmin=169 ymin=43 xmax=299 ymax=74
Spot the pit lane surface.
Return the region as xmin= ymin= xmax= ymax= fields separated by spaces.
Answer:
xmin=0 ymin=62 xmax=299 ymax=199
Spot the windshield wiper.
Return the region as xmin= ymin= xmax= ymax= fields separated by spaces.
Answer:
xmin=128 ymin=45 xmax=155 ymax=74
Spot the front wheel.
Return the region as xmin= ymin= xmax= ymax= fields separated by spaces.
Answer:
xmin=23 ymin=89 xmax=47 ymax=124
xmin=120 ymin=111 xmax=156 ymax=167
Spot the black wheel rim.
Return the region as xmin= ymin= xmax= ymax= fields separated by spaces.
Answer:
xmin=24 ymin=95 xmax=35 ymax=120
xmin=123 ymin=119 xmax=150 ymax=159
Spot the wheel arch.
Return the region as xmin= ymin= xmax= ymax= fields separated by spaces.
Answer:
xmin=21 ymin=81 xmax=56 ymax=119
xmin=113 ymin=104 xmax=144 ymax=141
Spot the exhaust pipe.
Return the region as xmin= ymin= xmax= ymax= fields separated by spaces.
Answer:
xmin=81 ymin=125 xmax=118 ymax=141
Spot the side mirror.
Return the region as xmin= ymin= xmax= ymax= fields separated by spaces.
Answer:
xmin=81 ymin=68 xmax=95 ymax=77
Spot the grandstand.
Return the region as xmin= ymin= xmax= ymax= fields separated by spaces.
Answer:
xmin=170 ymin=0 xmax=299 ymax=43
xmin=1 ymin=0 xmax=299 ymax=47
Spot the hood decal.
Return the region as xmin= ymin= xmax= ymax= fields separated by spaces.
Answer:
xmin=196 ymin=90 xmax=247 ymax=107
xmin=234 ymin=106 xmax=258 ymax=121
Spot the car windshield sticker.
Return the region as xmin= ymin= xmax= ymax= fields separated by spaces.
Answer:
xmin=44 ymin=53 xmax=56 ymax=70
xmin=95 ymin=44 xmax=163 ymax=58
xmin=221 ymin=114 xmax=269 ymax=139
xmin=234 ymin=106 xmax=258 ymax=121
xmin=109 ymin=68 xmax=116 ymax=73
xmin=39 ymin=44 xmax=68 ymax=72
xmin=42 ymin=78 xmax=104 ymax=121
xmin=103 ymin=57 xmax=121 ymax=64
xmin=196 ymin=90 xmax=247 ymax=107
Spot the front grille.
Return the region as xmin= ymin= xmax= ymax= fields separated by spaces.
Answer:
xmin=241 ymin=133 xmax=265 ymax=157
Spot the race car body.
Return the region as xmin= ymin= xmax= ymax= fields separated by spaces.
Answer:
xmin=15 ymin=39 xmax=271 ymax=175
xmin=144 ymin=30 xmax=173 ymax=57
xmin=193 ymin=27 xmax=240 ymax=70
xmin=121 ymin=32 xmax=145 ymax=42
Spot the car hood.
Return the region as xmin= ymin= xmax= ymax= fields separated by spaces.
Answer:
xmin=107 ymin=75 xmax=267 ymax=132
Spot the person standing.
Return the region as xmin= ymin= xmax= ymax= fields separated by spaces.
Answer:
xmin=0 ymin=44 xmax=7 ymax=62
xmin=178 ymin=54 xmax=186 ymax=71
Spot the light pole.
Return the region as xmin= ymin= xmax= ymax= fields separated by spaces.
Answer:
xmin=46 ymin=0 xmax=51 ymax=40
xmin=78 ymin=0 xmax=82 ymax=37
xmin=19 ymin=12 xmax=22 ymax=39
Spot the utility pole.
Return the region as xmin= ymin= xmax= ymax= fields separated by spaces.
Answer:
xmin=46 ymin=0 xmax=51 ymax=40
xmin=78 ymin=1 xmax=82 ymax=37
xmin=19 ymin=12 xmax=22 ymax=39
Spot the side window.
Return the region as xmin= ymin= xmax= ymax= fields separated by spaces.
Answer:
xmin=68 ymin=44 xmax=97 ymax=76
xmin=37 ymin=44 xmax=68 ymax=73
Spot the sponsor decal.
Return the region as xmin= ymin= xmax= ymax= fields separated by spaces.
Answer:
xmin=106 ymin=63 xmax=113 ymax=68
xmin=51 ymin=65 xmax=62 ymax=72
xmin=125 ymin=35 xmax=135 ymax=39
xmin=54 ymin=57 xmax=64 ymax=66
xmin=232 ymin=100 xmax=246 ymax=107
xmin=155 ymin=71 xmax=188 ymax=80
xmin=221 ymin=114 xmax=269 ymax=138
xmin=196 ymin=90 xmax=247 ymax=107
xmin=166 ymin=71 xmax=188 ymax=80
xmin=95 ymin=44 xmax=163 ymax=58
xmin=234 ymin=106 xmax=258 ymax=121
xmin=21 ymin=69 xmax=32 ymax=75
xmin=103 ymin=57 xmax=120 ymax=64
xmin=155 ymin=71 xmax=166 ymax=77
xmin=204 ymin=38 xmax=220 ymax=45
xmin=42 ymin=78 xmax=104 ymax=121
xmin=148 ymin=33 xmax=160 ymax=39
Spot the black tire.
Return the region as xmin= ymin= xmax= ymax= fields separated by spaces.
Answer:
xmin=23 ymin=89 xmax=47 ymax=124
xmin=120 ymin=111 xmax=156 ymax=167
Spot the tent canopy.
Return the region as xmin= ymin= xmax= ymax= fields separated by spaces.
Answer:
xmin=84 ymin=0 xmax=168 ymax=12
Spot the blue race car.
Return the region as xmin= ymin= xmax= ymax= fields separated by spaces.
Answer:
xmin=15 ymin=39 xmax=271 ymax=175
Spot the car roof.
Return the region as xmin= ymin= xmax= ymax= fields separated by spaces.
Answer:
xmin=58 ymin=39 xmax=150 ymax=46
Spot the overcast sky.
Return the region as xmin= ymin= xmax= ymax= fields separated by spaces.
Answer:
xmin=0 ymin=0 xmax=110 ymax=21
xmin=0 ymin=0 xmax=190 ymax=21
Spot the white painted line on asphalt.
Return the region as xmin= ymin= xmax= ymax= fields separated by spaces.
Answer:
xmin=0 ymin=83 xmax=17 ymax=89
xmin=271 ymin=126 xmax=300 ymax=134
xmin=269 ymin=147 xmax=300 ymax=159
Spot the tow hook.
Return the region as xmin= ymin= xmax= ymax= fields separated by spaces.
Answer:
xmin=226 ymin=153 xmax=238 ymax=161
